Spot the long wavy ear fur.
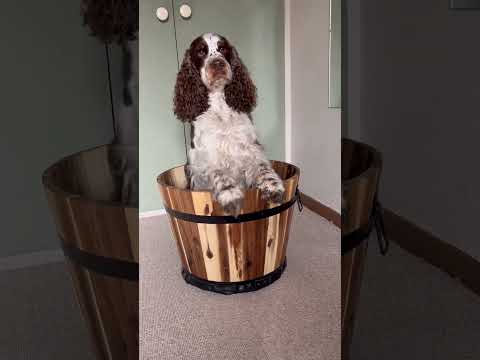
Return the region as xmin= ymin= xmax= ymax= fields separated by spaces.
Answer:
xmin=225 ymin=47 xmax=257 ymax=114
xmin=173 ymin=50 xmax=209 ymax=122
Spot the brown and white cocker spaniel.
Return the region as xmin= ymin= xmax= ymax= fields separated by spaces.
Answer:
xmin=173 ymin=33 xmax=284 ymax=215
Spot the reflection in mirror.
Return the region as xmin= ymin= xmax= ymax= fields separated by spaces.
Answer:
xmin=329 ymin=0 xmax=341 ymax=108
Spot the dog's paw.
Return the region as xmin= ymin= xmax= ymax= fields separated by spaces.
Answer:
xmin=259 ymin=179 xmax=285 ymax=204
xmin=217 ymin=187 xmax=244 ymax=216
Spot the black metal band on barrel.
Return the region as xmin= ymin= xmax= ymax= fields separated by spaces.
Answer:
xmin=182 ymin=259 xmax=287 ymax=295
xmin=60 ymin=241 xmax=139 ymax=281
xmin=342 ymin=222 xmax=373 ymax=255
xmin=165 ymin=190 xmax=301 ymax=224
xmin=341 ymin=199 xmax=389 ymax=256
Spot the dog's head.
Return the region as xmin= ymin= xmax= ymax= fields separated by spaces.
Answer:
xmin=173 ymin=33 xmax=257 ymax=122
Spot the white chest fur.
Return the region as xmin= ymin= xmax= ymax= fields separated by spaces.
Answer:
xmin=189 ymin=91 xmax=260 ymax=170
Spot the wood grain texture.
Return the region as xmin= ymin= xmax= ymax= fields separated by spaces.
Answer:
xmin=43 ymin=145 xmax=138 ymax=360
xmin=341 ymin=241 xmax=368 ymax=360
xmin=157 ymin=161 xmax=300 ymax=283
xmin=342 ymin=138 xmax=382 ymax=235
xmin=341 ymin=138 xmax=383 ymax=360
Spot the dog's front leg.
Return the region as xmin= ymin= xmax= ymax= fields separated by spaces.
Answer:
xmin=251 ymin=161 xmax=285 ymax=204
xmin=211 ymin=170 xmax=244 ymax=216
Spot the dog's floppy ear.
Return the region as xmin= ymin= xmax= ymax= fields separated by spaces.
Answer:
xmin=225 ymin=46 xmax=257 ymax=114
xmin=173 ymin=49 xmax=209 ymax=122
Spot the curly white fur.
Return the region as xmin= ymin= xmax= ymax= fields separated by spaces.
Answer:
xmin=189 ymin=89 xmax=284 ymax=215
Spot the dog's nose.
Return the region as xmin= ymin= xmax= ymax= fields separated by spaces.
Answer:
xmin=210 ymin=58 xmax=226 ymax=70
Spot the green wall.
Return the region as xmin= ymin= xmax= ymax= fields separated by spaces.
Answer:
xmin=1 ymin=0 xmax=113 ymax=257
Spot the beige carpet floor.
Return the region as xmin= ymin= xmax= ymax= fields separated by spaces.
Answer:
xmin=140 ymin=208 xmax=340 ymax=360
xmin=0 ymin=262 xmax=96 ymax=359
xmin=351 ymin=241 xmax=480 ymax=359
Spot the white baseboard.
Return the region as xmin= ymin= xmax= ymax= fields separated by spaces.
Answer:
xmin=0 ymin=249 xmax=64 ymax=272
xmin=139 ymin=208 xmax=166 ymax=218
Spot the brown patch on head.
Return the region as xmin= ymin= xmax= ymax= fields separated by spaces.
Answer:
xmin=189 ymin=36 xmax=209 ymax=71
xmin=217 ymin=37 xmax=233 ymax=62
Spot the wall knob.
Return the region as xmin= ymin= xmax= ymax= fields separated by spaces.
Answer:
xmin=179 ymin=4 xmax=192 ymax=19
xmin=156 ymin=7 xmax=169 ymax=22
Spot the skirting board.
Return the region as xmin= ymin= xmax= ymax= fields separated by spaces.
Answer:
xmin=0 ymin=249 xmax=64 ymax=272
xmin=300 ymin=192 xmax=341 ymax=228
xmin=383 ymin=208 xmax=480 ymax=297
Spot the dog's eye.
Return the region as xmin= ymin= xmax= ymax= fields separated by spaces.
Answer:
xmin=218 ymin=46 xmax=227 ymax=54
xmin=198 ymin=49 xmax=206 ymax=57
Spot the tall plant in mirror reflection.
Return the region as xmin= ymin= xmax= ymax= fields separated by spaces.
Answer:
xmin=80 ymin=0 xmax=139 ymax=145
xmin=80 ymin=0 xmax=139 ymax=206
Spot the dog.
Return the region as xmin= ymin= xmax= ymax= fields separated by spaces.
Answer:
xmin=173 ymin=33 xmax=285 ymax=215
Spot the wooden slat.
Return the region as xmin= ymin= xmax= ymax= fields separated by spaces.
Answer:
xmin=341 ymin=138 xmax=382 ymax=360
xmin=279 ymin=207 xmax=294 ymax=266
xmin=215 ymin=224 xmax=231 ymax=282
xmin=165 ymin=187 xmax=207 ymax=279
xmin=191 ymin=192 xmax=223 ymax=281
xmin=226 ymin=223 xmax=243 ymax=281
xmin=166 ymin=215 xmax=190 ymax=272
xmin=124 ymin=208 xmax=139 ymax=262
xmin=274 ymin=177 xmax=297 ymax=269
xmin=264 ymin=212 xmax=280 ymax=275
xmin=67 ymin=197 xmax=135 ymax=261
xmin=341 ymin=242 xmax=368 ymax=360
xmin=342 ymin=138 xmax=382 ymax=235
xmin=66 ymin=261 xmax=109 ymax=360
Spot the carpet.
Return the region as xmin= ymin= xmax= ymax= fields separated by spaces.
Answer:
xmin=140 ymin=208 xmax=340 ymax=360
xmin=351 ymin=241 xmax=480 ymax=359
xmin=0 ymin=262 xmax=96 ymax=359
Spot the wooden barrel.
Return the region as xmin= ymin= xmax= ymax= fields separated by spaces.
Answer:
xmin=157 ymin=161 xmax=300 ymax=294
xmin=341 ymin=138 xmax=382 ymax=359
xmin=42 ymin=145 xmax=139 ymax=360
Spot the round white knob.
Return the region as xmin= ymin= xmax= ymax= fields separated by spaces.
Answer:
xmin=179 ymin=4 xmax=192 ymax=19
xmin=156 ymin=7 xmax=169 ymax=22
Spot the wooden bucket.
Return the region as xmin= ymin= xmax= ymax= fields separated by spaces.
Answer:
xmin=42 ymin=145 xmax=139 ymax=360
xmin=157 ymin=161 xmax=300 ymax=294
xmin=341 ymin=138 xmax=382 ymax=359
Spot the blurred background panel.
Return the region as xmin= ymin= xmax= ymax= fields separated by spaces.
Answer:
xmin=0 ymin=0 xmax=113 ymax=258
xmin=0 ymin=0 xmax=135 ymax=358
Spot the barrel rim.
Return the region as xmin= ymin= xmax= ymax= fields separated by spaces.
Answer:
xmin=156 ymin=160 xmax=300 ymax=196
xmin=42 ymin=144 xmax=138 ymax=210
xmin=341 ymin=138 xmax=382 ymax=187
